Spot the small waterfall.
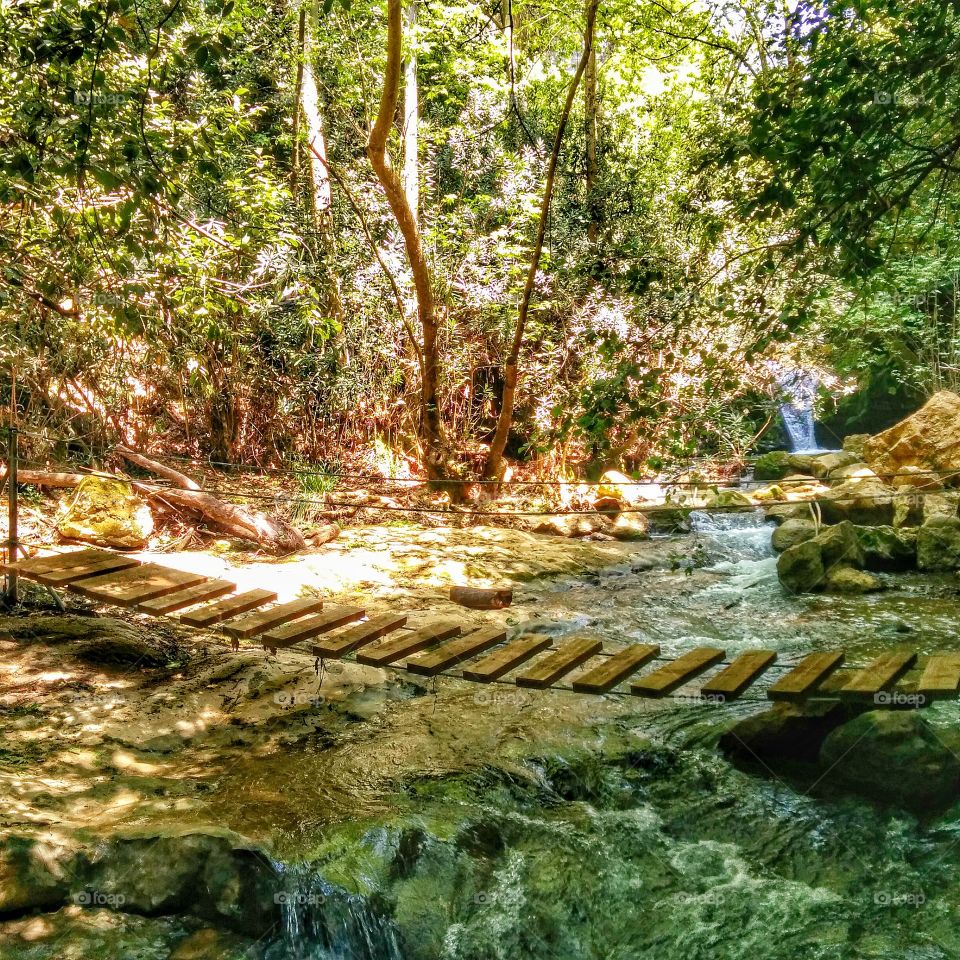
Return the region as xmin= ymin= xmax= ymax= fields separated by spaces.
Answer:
xmin=689 ymin=509 xmax=775 ymax=563
xmin=776 ymin=368 xmax=822 ymax=453
xmin=268 ymin=865 xmax=404 ymax=960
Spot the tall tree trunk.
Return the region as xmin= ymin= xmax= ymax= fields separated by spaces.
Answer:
xmin=291 ymin=8 xmax=306 ymax=193
xmin=584 ymin=19 xmax=598 ymax=244
xmin=483 ymin=0 xmax=600 ymax=481
xmin=368 ymin=0 xmax=445 ymax=477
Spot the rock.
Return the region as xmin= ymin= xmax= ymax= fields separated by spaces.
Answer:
xmin=609 ymin=513 xmax=650 ymax=541
xmin=786 ymin=454 xmax=817 ymax=475
xmin=66 ymin=618 xmax=167 ymax=668
xmin=533 ymin=515 xmax=609 ymax=538
xmin=854 ymin=525 xmax=917 ymax=571
xmin=822 ymin=565 xmax=882 ymax=593
xmin=891 ymin=465 xmax=943 ymax=490
xmin=751 ymin=483 xmax=784 ymax=502
xmin=765 ymin=502 xmax=815 ymax=523
xmin=771 ymin=518 xmax=817 ymax=553
xmin=0 ymin=835 xmax=76 ymax=913
xmin=704 ymin=489 xmax=754 ymax=509
xmin=807 ymin=450 xmax=859 ymax=479
xmin=817 ymin=477 xmax=896 ymax=525
xmin=815 ymin=520 xmax=864 ymax=568
xmin=863 ymin=390 xmax=960 ymax=485
xmin=753 ymin=451 xmax=792 ymax=481
xmin=56 ymin=476 xmax=153 ymax=550
xmin=777 ymin=539 xmax=824 ymax=593
xmin=720 ymin=701 xmax=859 ymax=766
xmin=647 ymin=507 xmax=691 ymax=534
xmin=170 ymin=929 xmax=239 ymax=960
xmin=843 ymin=433 xmax=871 ymax=457
xmin=596 ymin=470 xmax=660 ymax=505
xmin=819 ymin=710 xmax=960 ymax=811
xmin=923 ymin=492 xmax=960 ymax=522
xmin=83 ymin=828 xmax=279 ymax=936
xmin=893 ymin=495 xmax=923 ymax=529
xmin=829 ymin=463 xmax=877 ymax=483
xmin=917 ymin=516 xmax=960 ymax=570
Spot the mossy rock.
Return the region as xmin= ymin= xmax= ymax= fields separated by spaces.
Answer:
xmin=776 ymin=539 xmax=824 ymax=594
xmin=57 ymin=476 xmax=153 ymax=549
xmin=753 ymin=451 xmax=792 ymax=481
xmin=822 ymin=565 xmax=882 ymax=594
xmin=917 ymin=516 xmax=960 ymax=570
xmin=854 ymin=525 xmax=917 ymax=571
xmin=771 ymin=518 xmax=816 ymax=553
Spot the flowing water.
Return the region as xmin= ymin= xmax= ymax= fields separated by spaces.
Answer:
xmin=257 ymin=514 xmax=960 ymax=960
xmin=777 ymin=367 xmax=823 ymax=453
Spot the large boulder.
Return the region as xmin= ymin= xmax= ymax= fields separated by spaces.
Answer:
xmin=916 ymin=516 xmax=960 ymax=570
xmin=596 ymin=470 xmax=660 ymax=505
xmin=819 ymin=711 xmax=960 ymax=811
xmin=57 ymin=476 xmax=153 ymax=550
xmin=704 ymin=489 xmax=754 ymax=509
xmin=720 ymin=701 xmax=859 ymax=766
xmin=777 ymin=539 xmax=825 ymax=593
xmin=815 ymin=520 xmax=864 ymax=568
xmin=854 ymin=525 xmax=917 ymax=571
xmin=863 ymin=390 xmax=960 ymax=484
xmin=842 ymin=433 xmax=871 ymax=458
xmin=771 ymin=518 xmax=817 ymax=553
xmin=816 ymin=476 xmax=896 ymax=525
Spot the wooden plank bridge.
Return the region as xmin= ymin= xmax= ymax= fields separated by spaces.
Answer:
xmin=4 ymin=547 xmax=958 ymax=708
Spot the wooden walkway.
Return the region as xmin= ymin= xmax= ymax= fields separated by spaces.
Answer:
xmin=4 ymin=548 xmax=957 ymax=707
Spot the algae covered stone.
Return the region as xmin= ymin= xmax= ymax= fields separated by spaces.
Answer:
xmin=753 ymin=451 xmax=793 ymax=481
xmin=777 ymin=539 xmax=825 ymax=593
xmin=57 ymin=476 xmax=154 ymax=549
xmin=771 ymin=518 xmax=817 ymax=553
xmin=917 ymin=515 xmax=960 ymax=570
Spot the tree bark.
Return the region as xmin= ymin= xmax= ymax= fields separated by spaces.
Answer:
xmin=367 ymin=0 xmax=445 ymax=477
xmin=114 ymin=445 xmax=200 ymax=490
xmin=584 ymin=16 xmax=599 ymax=244
xmin=483 ymin=0 xmax=601 ymax=481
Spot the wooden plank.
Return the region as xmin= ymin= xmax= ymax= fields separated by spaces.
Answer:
xmin=701 ymin=650 xmax=777 ymax=702
xmin=516 ymin=636 xmax=603 ymax=689
xmin=34 ymin=553 xmax=140 ymax=586
xmin=136 ymin=579 xmax=235 ymax=616
xmin=312 ymin=613 xmax=408 ymax=658
xmin=462 ymin=634 xmax=552 ymax=683
xmin=631 ymin=647 xmax=726 ymax=698
xmin=841 ymin=651 xmax=917 ymax=700
xmin=407 ymin=626 xmax=507 ymax=676
xmin=180 ymin=589 xmax=278 ymax=627
xmin=767 ymin=651 xmax=845 ymax=702
xmin=356 ymin=620 xmax=462 ymax=667
xmin=70 ymin=563 xmax=207 ymax=607
xmin=222 ymin=597 xmax=325 ymax=640
xmin=917 ymin=653 xmax=960 ymax=701
xmin=3 ymin=547 xmax=110 ymax=575
xmin=262 ymin=605 xmax=365 ymax=651
xmin=572 ymin=643 xmax=661 ymax=694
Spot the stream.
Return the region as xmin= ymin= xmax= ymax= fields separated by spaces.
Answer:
xmin=4 ymin=514 xmax=960 ymax=958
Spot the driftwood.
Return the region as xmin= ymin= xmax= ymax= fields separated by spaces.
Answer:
xmin=115 ymin=445 xmax=200 ymax=490
xmin=449 ymin=585 xmax=514 ymax=610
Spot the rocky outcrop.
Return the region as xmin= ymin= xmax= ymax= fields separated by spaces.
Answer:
xmin=753 ymin=451 xmax=793 ymax=481
xmin=820 ymin=710 xmax=960 ymax=811
xmin=57 ymin=476 xmax=154 ymax=550
xmin=863 ymin=390 xmax=960 ymax=484
xmin=917 ymin=516 xmax=960 ymax=570
xmin=0 ymin=835 xmax=78 ymax=914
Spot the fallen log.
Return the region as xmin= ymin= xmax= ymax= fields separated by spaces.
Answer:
xmin=10 ymin=467 xmax=306 ymax=556
xmin=115 ymin=445 xmax=200 ymax=490
xmin=449 ymin=585 xmax=514 ymax=610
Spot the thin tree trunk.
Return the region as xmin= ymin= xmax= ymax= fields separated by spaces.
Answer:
xmin=483 ymin=0 xmax=600 ymax=480
xmin=291 ymin=7 xmax=306 ymax=192
xmin=367 ymin=0 xmax=445 ymax=477
xmin=403 ymin=0 xmax=419 ymax=224
xmin=584 ymin=19 xmax=598 ymax=244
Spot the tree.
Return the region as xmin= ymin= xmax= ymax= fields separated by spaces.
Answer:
xmin=483 ymin=0 xmax=601 ymax=480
